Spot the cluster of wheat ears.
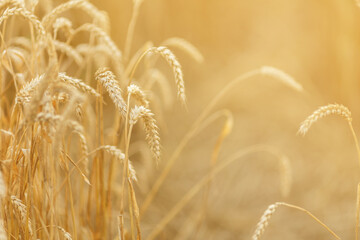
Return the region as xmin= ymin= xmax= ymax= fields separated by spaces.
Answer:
xmin=0 ymin=0 xmax=359 ymax=239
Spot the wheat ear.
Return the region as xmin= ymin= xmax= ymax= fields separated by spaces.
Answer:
xmin=91 ymin=145 xmax=137 ymax=181
xmin=42 ymin=0 xmax=109 ymax=31
xmin=299 ymin=104 xmax=360 ymax=170
xmin=150 ymin=47 xmax=185 ymax=104
xmin=0 ymin=7 xmax=46 ymax=39
xmin=75 ymin=23 xmax=122 ymax=61
xmin=252 ymin=202 xmax=340 ymax=240
xmin=130 ymin=46 xmax=185 ymax=104
xmin=260 ymin=66 xmax=303 ymax=92
xmin=57 ymin=226 xmax=72 ymax=240
xmin=298 ymin=103 xmax=352 ymax=136
xmin=58 ymin=72 xmax=99 ymax=98
xmin=15 ymin=74 xmax=44 ymax=105
xmin=130 ymin=105 xmax=160 ymax=163
xmin=128 ymin=84 xmax=149 ymax=107
xmin=95 ymin=68 xmax=127 ymax=117
xmin=10 ymin=196 xmax=33 ymax=236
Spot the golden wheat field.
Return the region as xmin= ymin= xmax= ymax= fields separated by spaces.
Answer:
xmin=2 ymin=0 xmax=360 ymax=239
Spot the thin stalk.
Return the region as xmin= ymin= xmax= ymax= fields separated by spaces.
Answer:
xmin=140 ymin=69 xmax=260 ymax=216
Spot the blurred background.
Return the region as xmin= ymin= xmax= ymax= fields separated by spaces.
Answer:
xmin=93 ymin=0 xmax=360 ymax=239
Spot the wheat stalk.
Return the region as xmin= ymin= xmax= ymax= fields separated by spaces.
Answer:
xmin=252 ymin=202 xmax=341 ymax=240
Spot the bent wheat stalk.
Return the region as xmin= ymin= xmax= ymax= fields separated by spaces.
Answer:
xmin=298 ymin=103 xmax=360 ymax=169
xmin=141 ymin=67 xmax=301 ymax=216
xmin=252 ymin=202 xmax=340 ymax=240
xmin=145 ymin=145 xmax=293 ymax=240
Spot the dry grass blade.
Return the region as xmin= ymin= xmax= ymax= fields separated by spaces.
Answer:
xmin=252 ymin=202 xmax=341 ymax=240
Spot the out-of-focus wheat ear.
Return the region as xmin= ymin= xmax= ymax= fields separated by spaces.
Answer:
xmin=53 ymin=17 xmax=73 ymax=37
xmin=130 ymin=105 xmax=161 ymax=163
xmin=95 ymin=68 xmax=127 ymax=117
xmin=42 ymin=0 xmax=109 ymax=32
xmin=67 ymin=120 xmax=89 ymax=175
xmin=0 ymin=7 xmax=46 ymax=39
xmin=298 ymin=103 xmax=352 ymax=136
xmin=127 ymin=84 xmax=149 ymax=107
xmin=162 ymin=37 xmax=204 ymax=63
xmin=260 ymin=66 xmax=303 ymax=92
xmin=58 ymin=72 xmax=100 ymax=98
xmin=149 ymin=46 xmax=186 ymax=104
xmin=26 ymin=67 xmax=56 ymax=122
xmin=35 ymin=112 xmax=62 ymax=130
xmin=91 ymin=145 xmax=137 ymax=181
xmin=1 ymin=47 xmax=27 ymax=73
xmin=57 ymin=226 xmax=72 ymax=240
xmin=15 ymin=74 xmax=44 ymax=105
xmin=252 ymin=202 xmax=340 ymax=240
xmin=75 ymin=24 xmax=122 ymax=61
xmin=10 ymin=196 xmax=33 ymax=236
xmin=53 ymin=41 xmax=83 ymax=66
